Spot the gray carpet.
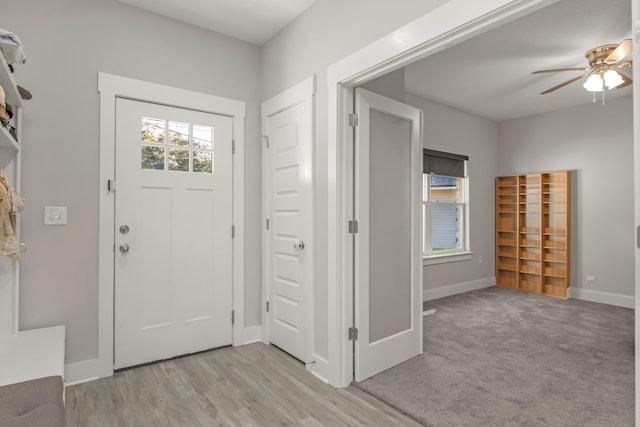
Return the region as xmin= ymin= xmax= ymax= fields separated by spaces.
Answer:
xmin=355 ymin=286 xmax=634 ymax=427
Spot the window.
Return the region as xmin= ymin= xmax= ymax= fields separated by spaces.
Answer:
xmin=141 ymin=117 xmax=214 ymax=173
xmin=423 ymin=149 xmax=469 ymax=260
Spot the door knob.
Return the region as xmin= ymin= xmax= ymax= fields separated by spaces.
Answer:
xmin=293 ymin=240 xmax=305 ymax=250
xmin=119 ymin=243 xmax=130 ymax=253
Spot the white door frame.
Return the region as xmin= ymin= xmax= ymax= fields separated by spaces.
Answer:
xmin=96 ymin=73 xmax=245 ymax=378
xmin=261 ymin=76 xmax=315 ymax=363
xmin=631 ymin=0 xmax=639 ymax=423
xmin=326 ymin=0 xmax=563 ymax=387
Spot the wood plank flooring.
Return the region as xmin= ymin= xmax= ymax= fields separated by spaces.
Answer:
xmin=65 ymin=343 xmax=419 ymax=426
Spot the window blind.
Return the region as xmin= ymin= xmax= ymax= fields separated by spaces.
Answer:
xmin=423 ymin=149 xmax=468 ymax=178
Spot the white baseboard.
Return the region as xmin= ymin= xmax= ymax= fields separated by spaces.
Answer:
xmin=571 ymin=288 xmax=635 ymax=309
xmin=423 ymin=276 xmax=495 ymax=301
xmin=307 ymin=354 xmax=330 ymax=384
xmin=243 ymin=325 xmax=262 ymax=344
xmin=65 ymin=358 xmax=101 ymax=386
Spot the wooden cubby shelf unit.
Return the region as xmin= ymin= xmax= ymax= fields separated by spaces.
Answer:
xmin=495 ymin=171 xmax=570 ymax=299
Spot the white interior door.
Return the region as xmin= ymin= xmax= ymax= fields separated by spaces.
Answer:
xmin=354 ymin=88 xmax=423 ymax=381
xmin=114 ymin=98 xmax=233 ymax=369
xmin=263 ymin=91 xmax=314 ymax=363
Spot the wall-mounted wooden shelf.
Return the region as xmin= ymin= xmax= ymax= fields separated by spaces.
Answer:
xmin=495 ymin=171 xmax=570 ymax=299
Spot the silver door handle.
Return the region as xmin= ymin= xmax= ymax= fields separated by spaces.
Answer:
xmin=119 ymin=243 xmax=130 ymax=254
xmin=293 ymin=240 xmax=305 ymax=250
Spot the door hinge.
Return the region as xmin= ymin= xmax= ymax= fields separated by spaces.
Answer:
xmin=348 ymin=220 xmax=359 ymax=234
xmin=107 ymin=179 xmax=115 ymax=192
xmin=232 ymin=225 xmax=235 ymax=239
xmin=231 ymin=310 xmax=235 ymax=325
xmin=266 ymin=301 xmax=270 ymax=312
xmin=263 ymin=135 xmax=269 ymax=148
xmin=348 ymin=327 xmax=358 ymax=341
xmin=232 ymin=139 xmax=236 ymax=154
xmin=349 ymin=113 xmax=358 ymax=127
xmin=266 ymin=219 xmax=270 ymax=230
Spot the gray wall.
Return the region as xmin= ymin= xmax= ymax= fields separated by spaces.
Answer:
xmin=499 ymin=96 xmax=634 ymax=297
xmin=405 ymin=94 xmax=499 ymax=290
xmin=5 ymin=0 xmax=262 ymax=364
xmin=261 ymin=0 xmax=450 ymax=360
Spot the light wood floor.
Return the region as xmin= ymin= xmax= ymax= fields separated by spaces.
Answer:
xmin=65 ymin=343 xmax=419 ymax=426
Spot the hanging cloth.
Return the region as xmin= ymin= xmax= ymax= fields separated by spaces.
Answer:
xmin=0 ymin=169 xmax=24 ymax=259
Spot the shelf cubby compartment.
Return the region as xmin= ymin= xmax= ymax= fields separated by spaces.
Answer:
xmin=498 ymin=203 xmax=517 ymax=213
xmin=497 ymin=231 xmax=517 ymax=247
xmin=497 ymin=213 xmax=517 ymax=232
xmin=542 ymin=172 xmax=567 ymax=185
xmin=543 ymin=248 xmax=566 ymax=263
xmin=497 ymin=186 xmax=517 ymax=196
xmin=497 ymin=245 xmax=517 ymax=258
xmin=520 ymin=237 xmax=540 ymax=248
xmin=497 ymin=176 xmax=518 ymax=186
xmin=543 ymin=192 xmax=566 ymax=204
xmin=496 ymin=270 xmax=517 ymax=288
xmin=520 ymin=247 xmax=540 ymax=261
xmin=543 ymin=262 xmax=566 ymax=277
xmin=543 ymin=236 xmax=565 ymax=249
xmin=542 ymin=276 xmax=568 ymax=299
xmin=497 ymin=256 xmax=517 ymax=271
xmin=519 ymin=260 xmax=540 ymax=275
xmin=519 ymin=273 xmax=541 ymax=293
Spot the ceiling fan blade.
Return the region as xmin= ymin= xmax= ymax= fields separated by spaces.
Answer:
xmin=616 ymin=72 xmax=633 ymax=89
xmin=532 ymin=67 xmax=590 ymax=74
xmin=605 ymin=39 xmax=632 ymax=64
xmin=540 ymin=73 xmax=589 ymax=94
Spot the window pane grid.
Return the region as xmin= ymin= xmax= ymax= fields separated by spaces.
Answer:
xmin=424 ymin=172 xmax=468 ymax=257
xmin=141 ymin=117 xmax=214 ymax=173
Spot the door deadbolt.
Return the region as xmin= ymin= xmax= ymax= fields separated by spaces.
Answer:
xmin=120 ymin=225 xmax=130 ymax=234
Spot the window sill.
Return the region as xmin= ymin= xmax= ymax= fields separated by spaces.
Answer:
xmin=423 ymin=251 xmax=473 ymax=266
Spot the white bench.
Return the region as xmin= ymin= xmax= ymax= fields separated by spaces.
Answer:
xmin=0 ymin=325 xmax=65 ymax=387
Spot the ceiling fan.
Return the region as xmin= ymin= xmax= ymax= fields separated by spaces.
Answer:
xmin=532 ymin=39 xmax=633 ymax=95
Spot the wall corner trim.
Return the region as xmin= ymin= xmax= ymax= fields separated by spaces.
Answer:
xmin=307 ymin=354 xmax=330 ymax=384
xmin=423 ymin=277 xmax=495 ymax=301
xmin=64 ymin=358 xmax=101 ymax=387
xmin=243 ymin=325 xmax=262 ymax=345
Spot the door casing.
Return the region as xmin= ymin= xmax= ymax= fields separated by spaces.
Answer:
xmin=97 ymin=73 xmax=245 ymax=379
xmin=326 ymin=0 xmax=565 ymax=387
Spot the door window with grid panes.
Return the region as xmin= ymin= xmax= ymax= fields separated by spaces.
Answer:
xmin=141 ymin=117 xmax=214 ymax=173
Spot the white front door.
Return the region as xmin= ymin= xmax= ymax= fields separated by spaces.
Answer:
xmin=354 ymin=88 xmax=423 ymax=381
xmin=114 ymin=98 xmax=233 ymax=369
xmin=263 ymin=83 xmax=314 ymax=363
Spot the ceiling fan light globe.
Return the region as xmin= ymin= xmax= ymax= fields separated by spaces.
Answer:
xmin=583 ymin=74 xmax=603 ymax=92
xmin=603 ymin=69 xmax=624 ymax=89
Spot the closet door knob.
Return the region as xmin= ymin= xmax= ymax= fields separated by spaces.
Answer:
xmin=119 ymin=243 xmax=130 ymax=254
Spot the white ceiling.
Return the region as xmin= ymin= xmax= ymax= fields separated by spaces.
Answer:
xmin=404 ymin=0 xmax=633 ymax=122
xmin=117 ymin=0 xmax=317 ymax=45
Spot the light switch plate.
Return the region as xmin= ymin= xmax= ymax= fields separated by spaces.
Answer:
xmin=44 ymin=206 xmax=68 ymax=225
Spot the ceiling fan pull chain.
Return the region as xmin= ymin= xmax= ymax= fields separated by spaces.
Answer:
xmin=592 ymin=92 xmax=596 ymax=103
xmin=602 ymin=87 xmax=606 ymax=106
